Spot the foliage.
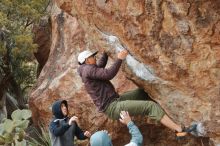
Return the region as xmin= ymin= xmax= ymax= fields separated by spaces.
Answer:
xmin=0 ymin=0 xmax=50 ymax=108
xmin=0 ymin=109 xmax=32 ymax=146
xmin=27 ymin=124 xmax=51 ymax=146
xmin=27 ymin=124 xmax=88 ymax=146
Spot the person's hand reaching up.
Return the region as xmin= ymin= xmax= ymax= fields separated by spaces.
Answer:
xmin=119 ymin=111 xmax=131 ymax=125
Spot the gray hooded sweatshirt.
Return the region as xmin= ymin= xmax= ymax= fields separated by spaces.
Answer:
xmin=49 ymin=100 xmax=87 ymax=146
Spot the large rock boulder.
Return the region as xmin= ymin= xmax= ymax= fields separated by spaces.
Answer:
xmin=30 ymin=1 xmax=220 ymax=145
xmin=29 ymin=4 xmax=142 ymax=146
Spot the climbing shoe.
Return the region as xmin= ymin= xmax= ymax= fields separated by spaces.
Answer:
xmin=175 ymin=124 xmax=197 ymax=140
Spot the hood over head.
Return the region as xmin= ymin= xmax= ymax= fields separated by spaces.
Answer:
xmin=52 ymin=100 xmax=68 ymax=119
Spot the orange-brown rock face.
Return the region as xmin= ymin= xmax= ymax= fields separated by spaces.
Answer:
xmin=29 ymin=4 xmax=139 ymax=146
xmin=30 ymin=1 xmax=220 ymax=145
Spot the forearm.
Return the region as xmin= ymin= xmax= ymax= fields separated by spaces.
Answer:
xmin=78 ymin=134 xmax=87 ymax=140
xmin=97 ymin=52 xmax=108 ymax=68
xmin=50 ymin=122 xmax=70 ymax=136
xmin=75 ymin=123 xmax=87 ymax=140
xmin=127 ymin=121 xmax=143 ymax=145
xmin=88 ymin=58 xmax=122 ymax=80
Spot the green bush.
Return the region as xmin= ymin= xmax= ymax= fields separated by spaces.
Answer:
xmin=0 ymin=109 xmax=31 ymax=146
xmin=27 ymin=125 xmax=51 ymax=146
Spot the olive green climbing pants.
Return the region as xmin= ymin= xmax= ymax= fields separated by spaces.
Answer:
xmin=104 ymin=88 xmax=165 ymax=121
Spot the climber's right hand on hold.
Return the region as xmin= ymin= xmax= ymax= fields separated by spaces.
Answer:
xmin=117 ymin=50 xmax=128 ymax=60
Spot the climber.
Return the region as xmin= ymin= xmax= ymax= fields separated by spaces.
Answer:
xmin=77 ymin=49 xmax=197 ymax=138
xmin=90 ymin=111 xmax=143 ymax=146
xmin=49 ymin=100 xmax=91 ymax=146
